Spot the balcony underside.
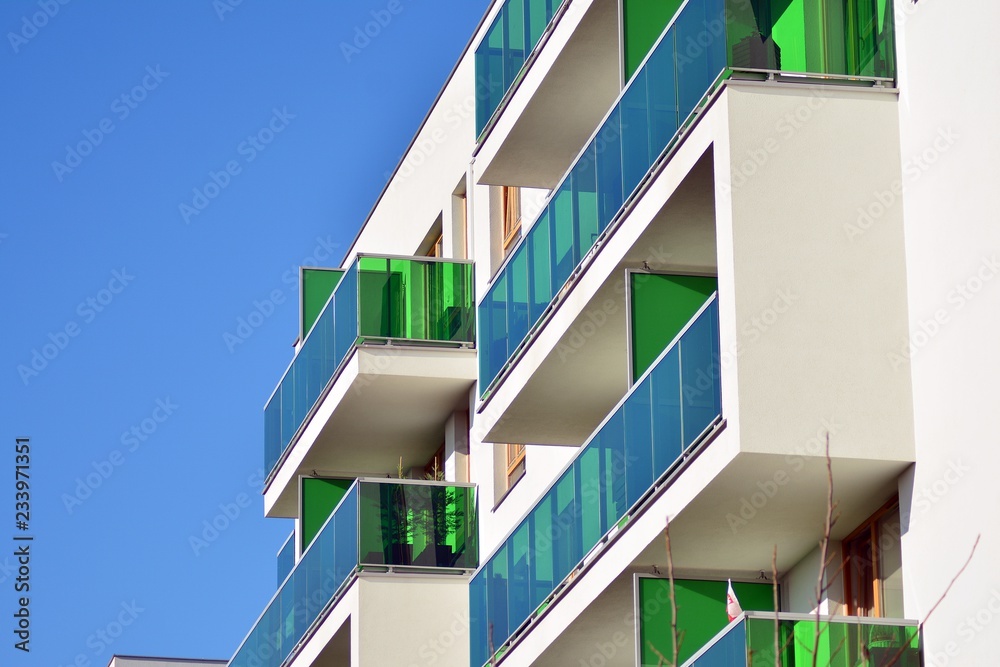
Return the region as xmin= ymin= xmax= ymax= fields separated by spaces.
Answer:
xmin=475 ymin=0 xmax=621 ymax=189
xmin=479 ymin=144 xmax=718 ymax=446
xmin=265 ymin=346 xmax=476 ymax=518
xmin=499 ymin=428 xmax=912 ymax=666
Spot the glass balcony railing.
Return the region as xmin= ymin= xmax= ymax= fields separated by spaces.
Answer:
xmin=478 ymin=0 xmax=896 ymax=398
xmin=683 ymin=612 xmax=920 ymax=666
xmin=470 ymin=296 xmax=721 ymax=667
xmin=264 ymin=255 xmax=475 ymax=478
xmin=475 ymin=0 xmax=565 ymax=137
xmin=228 ymin=479 xmax=479 ymax=667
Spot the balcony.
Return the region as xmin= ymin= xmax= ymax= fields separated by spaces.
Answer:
xmin=263 ymin=255 xmax=476 ymax=517
xmin=474 ymin=0 xmax=621 ymax=188
xmin=683 ymin=612 xmax=920 ymax=667
xmin=475 ymin=0 xmax=565 ymax=138
xmin=470 ymin=297 xmax=721 ymax=667
xmin=228 ymin=479 xmax=478 ymax=667
xmin=478 ymin=0 xmax=897 ymax=399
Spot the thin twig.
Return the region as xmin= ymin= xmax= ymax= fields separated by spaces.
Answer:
xmin=884 ymin=534 xmax=980 ymax=667
xmin=813 ymin=433 xmax=837 ymax=667
xmin=772 ymin=545 xmax=780 ymax=667
xmin=665 ymin=518 xmax=680 ymax=667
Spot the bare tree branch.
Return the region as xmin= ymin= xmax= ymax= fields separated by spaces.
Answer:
xmin=813 ymin=433 xmax=838 ymax=667
xmin=884 ymin=534 xmax=980 ymax=667
xmin=665 ymin=518 xmax=680 ymax=667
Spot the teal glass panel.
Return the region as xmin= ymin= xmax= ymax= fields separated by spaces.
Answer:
xmin=487 ymin=273 xmax=508 ymax=387
xmin=621 ymin=67 xmax=651 ymax=197
xmin=507 ymin=522 xmax=531 ymax=635
xmin=475 ymin=0 xmax=564 ymax=136
xmin=549 ymin=183 xmax=575 ymax=290
xmin=504 ymin=0 xmax=526 ymax=86
xmin=573 ymin=142 xmax=600 ymax=264
xmin=529 ymin=493 xmax=554 ymax=611
xmin=527 ymin=209 xmax=552 ymax=325
xmin=473 ymin=298 xmax=719 ymax=665
xmin=507 ymin=242 xmax=530 ymax=351
xmin=576 ymin=448 xmax=602 ymax=549
xmin=624 ymin=375 xmax=654 ymax=508
xmin=333 ymin=261 xmax=358 ymax=365
xmin=488 ymin=544 xmax=509 ymax=649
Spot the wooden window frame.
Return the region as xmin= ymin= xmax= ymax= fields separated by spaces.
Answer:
xmin=505 ymin=443 xmax=526 ymax=489
xmin=842 ymin=496 xmax=900 ymax=617
xmin=501 ymin=186 xmax=522 ymax=254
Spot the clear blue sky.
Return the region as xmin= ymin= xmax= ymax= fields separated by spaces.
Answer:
xmin=0 ymin=1 xmax=488 ymax=664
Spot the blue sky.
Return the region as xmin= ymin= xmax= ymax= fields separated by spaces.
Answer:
xmin=0 ymin=1 xmax=488 ymax=664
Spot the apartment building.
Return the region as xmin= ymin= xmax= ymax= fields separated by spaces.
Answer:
xmin=223 ymin=0 xmax=999 ymax=665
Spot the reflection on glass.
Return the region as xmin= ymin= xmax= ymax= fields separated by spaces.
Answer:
xmin=477 ymin=0 xmax=896 ymax=397
xmin=471 ymin=298 xmax=720 ymax=666
xmin=264 ymin=257 xmax=475 ymax=476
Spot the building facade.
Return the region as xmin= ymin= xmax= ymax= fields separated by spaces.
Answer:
xmin=225 ymin=0 xmax=1000 ymax=665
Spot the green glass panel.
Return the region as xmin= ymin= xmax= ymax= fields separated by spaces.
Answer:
xmin=744 ymin=617 xmax=921 ymax=667
xmin=301 ymin=477 xmax=353 ymax=552
xmin=630 ymin=273 xmax=717 ymax=380
xmin=300 ymin=268 xmax=344 ymax=339
xmin=638 ymin=578 xmax=774 ymax=666
xmin=622 ymin=0 xmax=684 ymax=80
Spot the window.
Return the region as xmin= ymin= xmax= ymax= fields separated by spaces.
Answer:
xmin=426 ymin=232 xmax=444 ymax=258
xmin=842 ymin=497 xmax=904 ymax=618
xmin=501 ymin=186 xmax=521 ymax=255
xmin=505 ymin=443 xmax=526 ymax=490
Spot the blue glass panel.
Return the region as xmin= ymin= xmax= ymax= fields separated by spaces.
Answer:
xmin=651 ymin=346 xmax=683 ymax=475
xmin=688 ymin=618 xmax=747 ymax=666
xmin=489 ymin=273 xmax=508 ymax=384
xmin=470 ymin=570 xmax=489 ymax=667
xmin=624 ymin=374 xmax=654 ymax=508
xmin=596 ymin=107 xmax=624 ymax=230
xmin=621 ymin=67 xmax=651 ymax=198
xmin=647 ymin=29 xmax=679 ymax=154
xmin=680 ymin=302 xmax=720 ymax=446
